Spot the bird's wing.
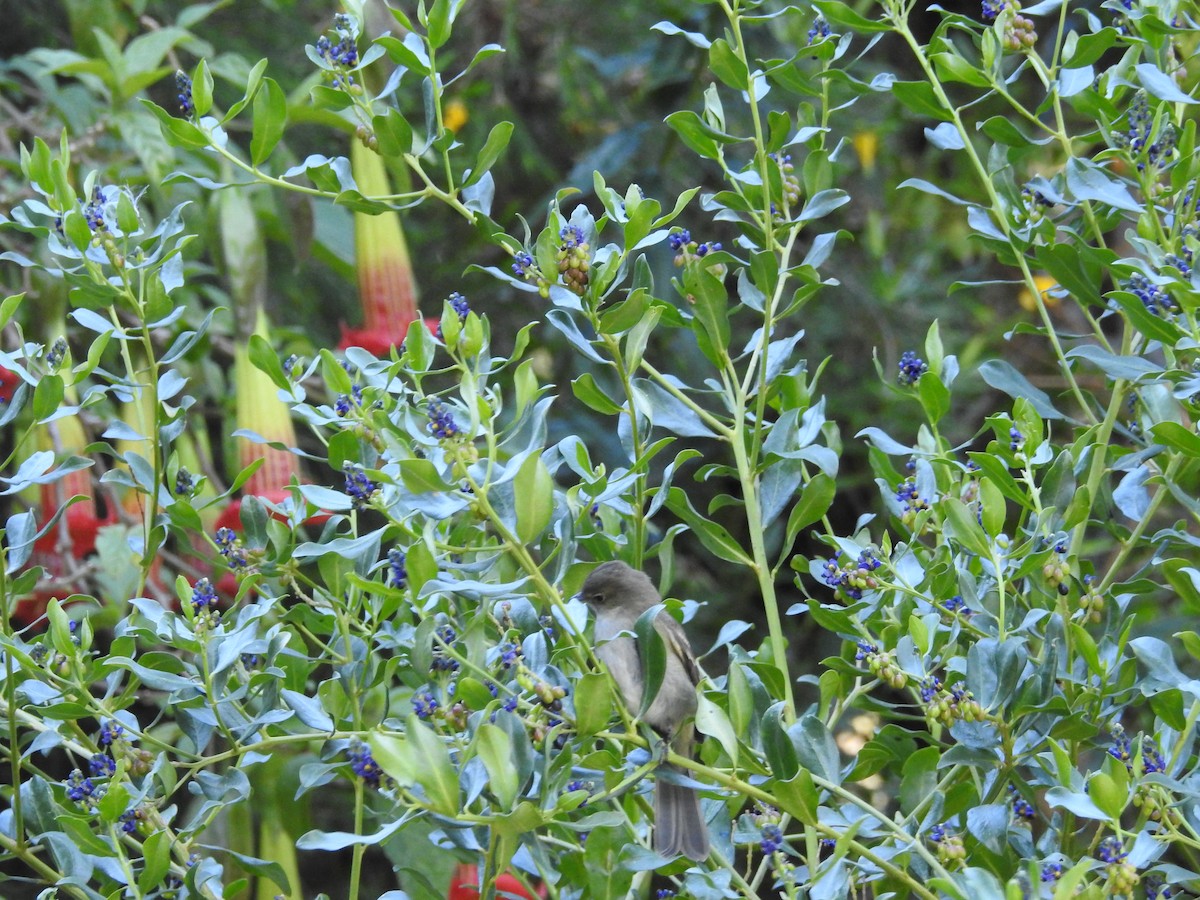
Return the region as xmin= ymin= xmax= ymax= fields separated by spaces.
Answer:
xmin=656 ymin=613 xmax=702 ymax=687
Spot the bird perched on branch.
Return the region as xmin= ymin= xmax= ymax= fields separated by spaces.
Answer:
xmin=579 ymin=560 xmax=710 ymax=861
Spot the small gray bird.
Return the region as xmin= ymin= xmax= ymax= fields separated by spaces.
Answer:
xmin=579 ymin=560 xmax=710 ymax=861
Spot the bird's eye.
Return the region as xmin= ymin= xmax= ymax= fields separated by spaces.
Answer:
xmin=590 ymin=591 xmax=604 ymax=605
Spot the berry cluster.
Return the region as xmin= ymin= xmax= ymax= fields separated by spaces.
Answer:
xmin=557 ymin=225 xmax=591 ymax=296
xmin=669 ymin=229 xmax=723 ymax=266
xmin=821 ymin=549 xmax=883 ymax=600
xmin=427 ymin=398 xmax=462 ymax=440
xmin=855 ymin=641 xmax=907 ymax=688
xmin=175 ymin=71 xmax=194 ymax=118
xmin=346 ymin=740 xmax=386 ymax=789
xmin=897 ymin=351 xmax=927 ymax=386
xmin=342 ymin=463 xmax=378 ymax=508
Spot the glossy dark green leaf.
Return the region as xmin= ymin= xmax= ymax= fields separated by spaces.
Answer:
xmin=791 ymin=715 xmax=841 ymax=784
xmin=572 ymin=373 xmax=623 ymax=415
xmin=251 ymin=77 xmax=287 ymax=166
xmin=464 ymin=121 xmax=514 ymax=187
xmin=709 ymin=38 xmax=749 ymax=90
xmin=406 ymin=714 xmax=459 ymax=815
xmin=811 ymin=0 xmax=891 ymax=31
xmin=761 ymin=701 xmax=798 ymax=780
xmin=32 ymin=374 xmax=63 ymax=421
xmin=476 ymin=724 xmax=519 ymax=809
xmin=664 ymin=110 xmax=740 ymax=160
xmin=891 ymin=81 xmax=951 ymax=120
xmin=633 ymin=605 xmax=669 ymax=718
xmin=514 ymin=453 xmax=553 ymax=544
xmin=665 ymin=487 xmax=751 ymax=565
xmin=191 ymin=59 xmax=213 ymax=118
xmin=940 ymin=496 xmax=993 ymax=558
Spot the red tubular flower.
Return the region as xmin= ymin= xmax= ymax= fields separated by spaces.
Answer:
xmin=447 ymin=864 xmax=545 ymax=900
xmin=0 ymin=365 xmax=18 ymax=404
xmin=19 ymin=417 xmax=115 ymax=624
xmin=338 ymin=140 xmax=419 ymax=355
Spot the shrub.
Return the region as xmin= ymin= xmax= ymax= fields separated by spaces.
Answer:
xmin=1 ymin=1 xmax=1199 ymax=898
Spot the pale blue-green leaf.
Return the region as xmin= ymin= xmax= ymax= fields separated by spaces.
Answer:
xmin=1058 ymin=66 xmax=1093 ymax=97
xmin=1065 ymin=345 xmax=1162 ymax=380
xmin=651 ymin=22 xmax=712 ymax=48
xmin=1113 ymin=465 xmax=1150 ymax=521
xmin=799 ymin=189 xmax=850 ymax=222
xmin=856 ymin=427 xmax=914 ymax=455
xmin=966 ymin=205 xmax=1005 ymax=239
xmin=965 ymin=804 xmax=1009 ymax=853
xmin=897 ymin=179 xmax=969 ymax=205
xmin=978 ymin=360 xmax=1066 ymax=420
xmin=1065 ymin=157 xmax=1140 ymax=212
xmin=281 ymin=689 xmax=334 ymax=731
xmin=296 ymin=815 xmax=409 ymax=850
xmin=1136 ymin=63 xmax=1197 ymax=104
xmin=925 ymin=122 xmax=965 ymax=150
xmin=1045 ymin=786 xmax=1108 ymax=819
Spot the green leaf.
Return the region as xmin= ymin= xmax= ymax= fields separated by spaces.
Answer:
xmin=191 ymin=59 xmax=213 ymax=118
xmin=397 ymin=458 xmax=452 ymax=493
xmin=464 ymin=121 xmax=514 ymax=187
xmin=32 ymin=374 xmax=64 ymax=421
xmin=476 ymin=724 xmax=519 ymax=809
xmin=932 ymin=51 xmax=990 ymax=87
xmin=762 ymin=702 xmax=798 ymax=779
xmin=771 ymin=769 xmax=819 ymax=824
xmin=373 ymin=108 xmax=414 ymax=157
xmin=664 ymin=110 xmax=741 ymax=160
xmin=791 ymin=715 xmax=841 ymax=784
xmin=250 ymin=77 xmax=287 ymax=167
xmin=977 ymin=359 xmax=1066 ymax=420
xmin=633 ymin=606 xmax=669 ymax=718
xmin=709 ymin=38 xmax=749 ymax=90
xmin=405 ymin=714 xmax=459 ymax=815
xmin=377 ymin=35 xmax=430 ymax=75
xmin=221 ymin=57 xmax=268 ymax=124
xmin=573 ymin=673 xmax=613 ymax=738
xmin=916 ymin=371 xmax=950 ymax=425
xmin=248 ymin=333 xmax=290 ymax=391
xmin=682 ymin=257 xmax=731 ymax=366
xmin=891 ymin=81 xmax=952 ymax=120
xmin=979 ymin=476 xmax=1006 ymax=537
xmin=138 ymin=830 xmax=173 ymax=894
xmin=1065 ymin=157 xmax=1140 ymax=212
xmin=665 ymin=487 xmax=752 ymax=565
xmin=426 ymin=0 xmax=454 ymax=49
xmin=1150 ymin=422 xmax=1200 ymax=456
xmin=784 ymin=473 xmax=836 ymax=550
xmin=140 ymin=98 xmax=210 ymax=149
xmin=514 ymin=453 xmax=553 ymax=544
xmin=571 ymin=373 xmax=622 ymax=415
xmin=0 ymin=293 xmax=24 ymax=329
xmin=940 ymin=496 xmax=993 ymax=558
xmin=695 ymin=692 xmax=739 ymax=766
xmin=1087 ymin=771 xmax=1127 ymax=819
xmin=811 ymin=0 xmax=891 ymax=31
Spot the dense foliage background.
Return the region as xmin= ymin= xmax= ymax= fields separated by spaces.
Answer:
xmin=1 ymin=0 xmax=1199 ymax=898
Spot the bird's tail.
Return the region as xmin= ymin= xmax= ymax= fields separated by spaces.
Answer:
xmin=654 ymin=767 xmax=710 ymax=861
